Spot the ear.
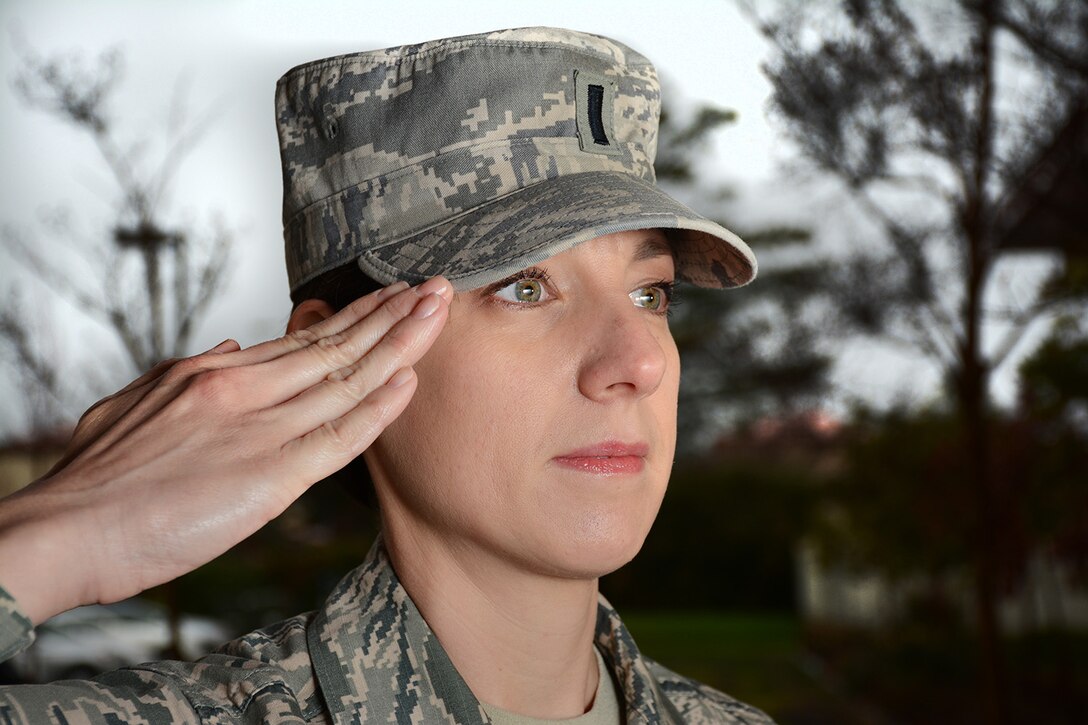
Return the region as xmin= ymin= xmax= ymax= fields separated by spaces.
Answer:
xmin=287 ymin=299 xmax=337 ymax=334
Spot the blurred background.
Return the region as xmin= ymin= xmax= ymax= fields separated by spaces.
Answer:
xmin=1 ymin=1 xmax=1085 ymax=723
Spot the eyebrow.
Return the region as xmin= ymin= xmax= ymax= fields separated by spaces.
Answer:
xmin=634 ymin=235 xmax=676 ymax=263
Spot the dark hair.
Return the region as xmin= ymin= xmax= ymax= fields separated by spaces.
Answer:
xmin=290 ymin=261 xmax=385 ymax=509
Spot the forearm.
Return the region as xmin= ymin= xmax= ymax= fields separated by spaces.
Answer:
xmin=0 ymin=481 xmax=96 ymax=627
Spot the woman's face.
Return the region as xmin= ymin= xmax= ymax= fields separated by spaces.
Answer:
xmin=366 ymin=228 xmax=680 ymax=579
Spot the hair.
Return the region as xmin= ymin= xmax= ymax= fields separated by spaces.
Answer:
xmin=290 ymin=261 xmax=385 ymax=509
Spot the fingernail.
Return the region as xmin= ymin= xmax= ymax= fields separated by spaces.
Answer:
xmin=385 ymin=367 xmax=414 ymax=388
xmin=377 ymin=280 xmax=409 ymax=301
xmin=416 ymin=276 xmax=451 ymax=298
xmin=412 ymin=293 xmax=442 ymax=319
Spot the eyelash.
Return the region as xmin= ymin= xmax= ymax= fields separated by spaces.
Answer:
xmin=654 ymin=281 xmax=681 ymax=317
xmin=484 ymin=267 xmax=681 ymax=317
xmin=486 ymin=266 xmax=554 ymax=294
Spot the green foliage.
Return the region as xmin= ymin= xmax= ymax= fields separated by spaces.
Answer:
xmin=809 ymin=370 xmax=1088 ymax=594
xmin=1018 ymin=315 xmax=1088 ymax=421
xmin=809 ymin=408 xmax=976 ymax=581
xmin=1039 ymin=256 xmax=1088 ymax=305
xmin=1016 ymin=316 xmax=1088 ymax=582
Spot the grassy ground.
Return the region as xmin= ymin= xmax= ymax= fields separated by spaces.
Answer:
xmin=621 ymin=612 xmax=1088 ymax=724
xmin=620 ymin=611 xmax=869 ymax=724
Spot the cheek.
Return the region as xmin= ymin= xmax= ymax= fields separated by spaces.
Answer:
xmin=372 ymin=314 xmax=681 ymax=576
xmin=375 ymin=325 xmax=566 ymax=515
xmin=660 ymin=341 xmax=681 ymax=438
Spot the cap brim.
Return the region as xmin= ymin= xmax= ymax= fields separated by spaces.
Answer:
xmin=357 ymin=170 xmax=756 ymax=291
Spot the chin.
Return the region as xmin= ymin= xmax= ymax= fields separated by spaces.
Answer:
xmin=531 ymin=511 xmax=655 ymax=580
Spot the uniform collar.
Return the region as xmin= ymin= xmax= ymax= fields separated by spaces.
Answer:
xmin=306 ymin=532 xmax=681 ymax=724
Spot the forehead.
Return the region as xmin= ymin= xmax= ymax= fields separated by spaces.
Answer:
xmin=457 ymin=229 xmax=675 ymax=293
xmin=558 ymin=228 xmax=674 ymax=264
xmin=633 ymin=233 xmax=675 ymax=262
xmin=575 ymin=229 xmax=675 ymax=267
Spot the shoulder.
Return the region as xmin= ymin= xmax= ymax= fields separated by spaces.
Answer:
xmin=98 ymin=611 xmax=323 ymax=723
xmin=643 ymin=655 xmax=777 ymax=725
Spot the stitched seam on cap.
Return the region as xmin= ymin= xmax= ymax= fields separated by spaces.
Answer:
xmin=363 ymin=208 xmax=694 ymax=283
xmin=337 ymin=168 xmax=662 ymax=260
xmin=361 ymin=212 xmax=739 ymax=290
xmin=283 ymin=136 xmax=642 ymax=227
xmin=356 ymin=212 xmax=755 ymax=291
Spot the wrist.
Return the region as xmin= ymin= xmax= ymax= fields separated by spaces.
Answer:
xmin=0 ymin=477 xmax=100 ymax=625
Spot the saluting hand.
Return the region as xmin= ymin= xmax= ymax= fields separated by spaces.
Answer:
xmin=0 ymin=277 xmax=451 ymax=625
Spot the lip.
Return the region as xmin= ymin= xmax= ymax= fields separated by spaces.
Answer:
xmin=552 ymin=440 xmax=649 ymax=475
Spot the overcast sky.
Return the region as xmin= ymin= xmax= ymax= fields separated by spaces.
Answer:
xmin=0 ymin=0 xmax=1047 ymax=437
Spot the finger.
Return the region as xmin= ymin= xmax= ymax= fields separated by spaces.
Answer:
xmin=81 ymin=339 xmax=239 ymax=424
xmin=206 ymin=338 xmax=241 ymax=355
xmin=234 ymin=278 xmax=451 ymax=408
xmin=218 ymin=279 xmax=414 ymax=368
xmin=85 ymin=354 xmax=182 ymax=418
xmin=270 ymin=291 xmax=449 ymax=431
xmin=70 ymin=339 xmax=240 ymax=444
xmin=283 ymin=365 xmax=419 ymax=479
xmin=50 ymin=353 xmax=199 ymax=477
xmin=118 ymin=357 xmax=181 ymax=394
xmin=317 ymin=278 xmax=455 ymax=339
xmin=65 ymin=287 xmax=440 ymax=468
xmin=62 ymin=354 xmax=242 ymax=468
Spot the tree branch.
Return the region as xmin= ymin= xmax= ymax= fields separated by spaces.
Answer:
xmin=2 ymin=228 xmax=109 ymax=320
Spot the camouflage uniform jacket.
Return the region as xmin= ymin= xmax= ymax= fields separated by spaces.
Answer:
xmin=0 ymin=533 xmax=774 ymax=724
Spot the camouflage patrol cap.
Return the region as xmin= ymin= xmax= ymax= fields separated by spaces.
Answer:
xmin=276 ymin=26 xmax=757 ymax=293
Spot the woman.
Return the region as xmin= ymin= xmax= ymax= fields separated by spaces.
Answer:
xmin=0 ymin=27 xmax=770 ymax=724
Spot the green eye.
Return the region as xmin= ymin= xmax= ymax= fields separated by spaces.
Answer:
xmin=631 ymin=286 xmax=665 ymax=311
xmin=494 ymin=277 xmax=546 ymax=303
xmin=513 ymin=279 xmax=543 ymax=302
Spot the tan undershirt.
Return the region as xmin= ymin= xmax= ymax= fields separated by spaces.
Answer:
xmin=480 ymin=645 xmax=622 ymax=725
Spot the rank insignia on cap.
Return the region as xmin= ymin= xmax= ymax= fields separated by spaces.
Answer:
xmin=574 ymin=69 xmax=622 ymax=156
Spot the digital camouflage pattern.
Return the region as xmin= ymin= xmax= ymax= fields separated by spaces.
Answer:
xmin=276 ymin=26 xmax=757 ymax=294
xmin=0 ymin=534 xmax=775 ymax=724
xmin=0 ymin=585 xmax=32 ymax=663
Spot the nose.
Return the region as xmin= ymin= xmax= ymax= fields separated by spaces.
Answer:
xmin=576 ymin=302 xmax=669 ymax=402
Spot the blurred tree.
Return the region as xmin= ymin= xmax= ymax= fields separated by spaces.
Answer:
xmin=747 ymin=1 xmax=1088 ymax=721
xmin=0 ymin=42 xmax=233 ymax=658
xmin=0 ymin=43 xmax=232 ymax=434
xmin=810 ymin=320 xmax=1088 ymax=722
xmin=655 ymin=100 xmax=835 ymax=452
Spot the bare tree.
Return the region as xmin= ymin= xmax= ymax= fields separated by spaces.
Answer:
xmin=746 ymin=1 xmax=1088 ymax=722
xmin=1 ymin=42 xmax=232 ymax=434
